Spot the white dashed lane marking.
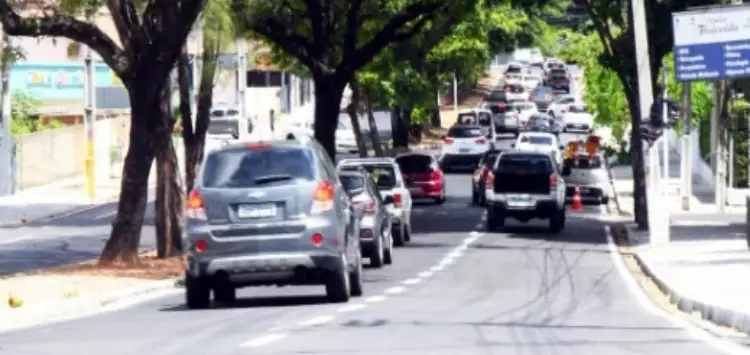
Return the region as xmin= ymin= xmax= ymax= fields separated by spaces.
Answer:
xmin=237 ymin=214 xmax=488 ymax=348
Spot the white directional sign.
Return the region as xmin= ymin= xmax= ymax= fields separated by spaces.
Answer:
xmin=672 ymin=5 xmax=750 ymax=81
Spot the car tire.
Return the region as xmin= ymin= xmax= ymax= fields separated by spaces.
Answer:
xmin=286 ymin=133 xmax=295 ymax=140
xmin=349 ymin=254 xmax=364 ymax=297
xmin=383 ymin=226 xmax=394 ymax=265
xmin=185 ymin=274 xmax=211 ymax=310
xmin=486 ymin=209 xmax=505 ymax=231
xmin=436 ymin=188 xmax=446 ymax=205
xmin=213 ymin=280 xmax=236 ymax=304
xmin=326 ymin=254 xmax=351 ymax=303
xmin=471 ymin=187 xmax=479 ymax=205
xmin=601 ymin=196 xmax=609 ymax=205
xmin=370 ymin=234 xmax=385 ymax=268
xmin=403 ymin=223 xmax=412 ymax=242
xmin=392 ymin=224 xmax=405 ymax=247
xmin=548 ymin=208 xmax=566 ymax=234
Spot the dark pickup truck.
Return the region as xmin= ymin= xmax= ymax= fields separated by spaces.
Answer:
xmin=484 ymin=151 xmax=566 ymax=233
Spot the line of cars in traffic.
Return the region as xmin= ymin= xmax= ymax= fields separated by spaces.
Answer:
xmin=181 ymin=137 xmax=448 ymax=309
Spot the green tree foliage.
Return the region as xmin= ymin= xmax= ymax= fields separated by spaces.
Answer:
xmin=659 ymin=52 xmax=712 ymax=131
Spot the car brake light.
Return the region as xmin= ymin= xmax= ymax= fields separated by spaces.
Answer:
xmin=485 ymin=172 xmax=494 ymax=187
xmin=430 ymin=169 xmax=442 ymax=181
xmin=246 ymin=143 xmax=271 ymax=150
xmin=475 ymin=138 xmax=486 ymax=144
xmin=550 ymin=174 xmax=558 ymax=187
xmin=195 ymin=239 xmax=207 ymax=252
xmin=393 ymin=193 xmax=402 ymax=208
xmin=186 ymin=190 xmax=206 ymax=220
xmin=311 ymin=233 xmax=324 ymax=247
xmin=444 ymin=137 xmax=454 ymax=144
xmin=311 ymin=180 xmax=335 ymax=213
xmin=364 ymin=200 xmax=376 ymax=213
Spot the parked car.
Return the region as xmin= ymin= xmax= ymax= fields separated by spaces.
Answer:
xmin=337 ymin=158 xmax=413 ymax=247
xmin=395 ymin=152 xmax=446 ymax=204
xmin=471 ymin=149 xmax=502 ymax=206
xmin=339 ymin=169 xmax=393 ymax=267
xmin=280 ymin=119 xmax=358 ymax=154
xmin=440 ymin=124 xmax=491 ymax=171
xmin=561 ymin=153 xmax=612 ymax=205
xmin=183 ymin=140 xmax=364 ymax=309
xmin=207 ymin=105 xmax=246 ymax=138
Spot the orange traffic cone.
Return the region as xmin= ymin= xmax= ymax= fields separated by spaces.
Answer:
xmin=571 ymin=186 xmax=583 ymax=212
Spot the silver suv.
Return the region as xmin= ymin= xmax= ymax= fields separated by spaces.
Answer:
xmin=183 ymin=140 xmax=364 ymax=309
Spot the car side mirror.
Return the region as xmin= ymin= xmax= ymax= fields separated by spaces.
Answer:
xmin=383 ymin=195 xmax=395 ymax=205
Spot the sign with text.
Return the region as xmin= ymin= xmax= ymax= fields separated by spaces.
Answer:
xmin=672 ymin=6 xmax=750 ymax=82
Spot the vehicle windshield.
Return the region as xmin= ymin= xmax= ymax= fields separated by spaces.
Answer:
xmin=550 ymin=69 xmax=567 ymax=76
xmin=448 ymin=126 xmax=483 ymax=138
xmin=514 ymin=103 xmax=535 ymax=111
xmin=396 ymin=155 xmax=433 ymax=173
xmin=521 ymin=135 xmax=553 ymax=145
xmin=506 ymin=66 xmax=522 ymax=74
xmin=201 ymin=147 xmax=315 ymax=188
xmin=523 ymin=76 xmax=539 ymax=82
xmin=486 ymin=91 xmax=507 ymax=102
xmin=569 ymin=105 xmax=587 ymax=113
xmin=339 ymin=174 xmax=366 ymax=195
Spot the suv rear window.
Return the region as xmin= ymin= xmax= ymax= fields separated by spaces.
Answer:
xmin=506 ymin=66 xmax=521 ymax=73
xmin=497 ymin=154 xmax=553 ymax=173
xmin=550 ymin=69 xmax=567 ymax=76
xmin=396 ymin=155 xmax=433 ymax=173
xmin=521 ymin=135 xmax=553 ymax=145
xmin=486 ymin=91 xmax=507 ymax=102
xmin=201 ymin=147 xmax=315 ymax=188
xmin=448 ymin=127 xmax=482 ymax=138
xmin=340 ymin=174 xmax=366 ymax=194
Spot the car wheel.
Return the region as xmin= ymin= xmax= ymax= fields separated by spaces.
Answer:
xmin=286 ymin=133 xmax=295 ymax=140
xmin=436 ymin=187 xmax=446 ymax=205
xmin=471 ymin=187 xmax=479 ymax=205
xmin=370 ymin=233 xmax=385 ymax=268
xmin=548 ymin=209 xmax=566 ymax=234
xmin=213 ymin=279 xmax=236 ymax=304
xmin=392 ymin=224 xmax=405 ymax=247
xmin=486 ymin=208 xmax=504 ymax=231
xmin=601 ymin=196 xmax=609 ymax=205
xmin=403 ymin=223 xmax=412 ymax=242
xmin=480 ymin=191 xmax=487 ymax=207
xmin=349 ymin=253 xmax=364 ymax=297
xmin=383 ymin=226 xmax=393 ymax=265
xmin=185 ymin=274 xmax=211 ymax=309
xmin=326 ymin=254 xmax=351 ymax=303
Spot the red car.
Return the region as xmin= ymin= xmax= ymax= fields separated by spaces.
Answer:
xmin=395 ymin=153 xmax=446 ymax=204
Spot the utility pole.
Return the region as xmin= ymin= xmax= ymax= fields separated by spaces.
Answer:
xmin=680 ymin=83 xmax=692 ymax=211
xmin=661 ymin=65 xmax=669 ymax=186
xmin=452 ymin=72 xmax=458 ymax=112
xmin=632 ymin=0 xmax=654 ymax=121
xmin=83 ymin=26 xmax=97 ymax=202
xmin=0 ymin=33 xmax=11 ymax=196
xmin=236 ymin=39 xmax=247 ymax=140
xmin=191 ymin=18 xmax=203 ymax=130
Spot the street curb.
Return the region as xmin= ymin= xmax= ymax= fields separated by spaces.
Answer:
xmin=623 ymin=227 xmax=750 ymax=335
xmin=0 ymin=196 xmax=120 ymax=229
xmin=98 ymin=278 xmax=184 ymax=307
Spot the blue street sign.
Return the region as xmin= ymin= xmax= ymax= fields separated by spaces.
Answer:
xmin=672 ymin=6 xmax=750 ymax=82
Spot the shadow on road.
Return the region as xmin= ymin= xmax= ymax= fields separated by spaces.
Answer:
xmin=160 ymin=295 xmax=330 ymax=311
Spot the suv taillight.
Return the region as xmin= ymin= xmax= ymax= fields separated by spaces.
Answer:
xmin=311 ymin=180 xmax=335 ymax=213
xmin=393 ymin=193 xmax=403 ymax=208
xmin=550 ymin=174 xmax=558 ymax=188
xmin=430 ymin=169 xmax=442 ymax=181
xmin=475 ymin=138 xmax=486 ymax=144
xmin=364 ymin=200 xmax=376 ymax=213
xmin=444 ymin=137 xmax=454 ymax=144
xmin=186 ymin=190 xmax=206 ymax=220
xmin=485 ymin=172 xmax=494 ymax=187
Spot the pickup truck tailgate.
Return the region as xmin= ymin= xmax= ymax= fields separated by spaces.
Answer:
xmin=493 ymin=172 xmax=550 ymax=194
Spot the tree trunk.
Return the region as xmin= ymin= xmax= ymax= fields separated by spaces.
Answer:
xmin=363 ymin=87 xmax=384 ymax=157
xmin=100 ymin=90 xmax=160 ymax=265
xmin=154 ymin=85 xmax=183 ymax=258
xmin=312 ymin=72 xmax=349 ymax=160
xmin=429 ymin=104 xmax=441 ymax=128
xmin=391 ymin=107 xmax=410 ymax=149
xmin=345 ymin=78 xmax=368 ymax=157
xmin=179 ymin=46 xmax=214 ymax=193
xmin=177 ymin=46 xmax=196 ymax=192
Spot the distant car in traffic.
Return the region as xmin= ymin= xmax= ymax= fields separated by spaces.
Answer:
xmin=440 ymin=124 xmax=491 ymax=171
xmin=338 ymin=169 xmax=394 ymax=267
xmin=562 ymin=103 xmax=594 ymax=133
xmin=546 ymin=95 xmax=578 ymax=118
xmin=337 ymin=158 xmax=414 ymax=247
xmin=183 ymin=139 xmax=364 ymax=309
xmin=512 ymin=131 xmax=563 ymax=164
xmin=471 ymin=149 xmax=502 ymax=206
xmin=504 ymin=62 xmax=524 ymax=81
xmin=503 ymin=83 xmax=528 ymax=101
xmin=510 ymin=101 xmax=539 ymax=126
xmin=490 ymin=107 xmax=520 ymax=137
xmin=530 ymin=86 xmax=556 ymax=112
xmin=562 ymin=154 xmax=612 ymax=205
xmin=207 ymin=104 xmax=244 ymax=138
xmin=521 ymin=74 xmax=542 ymax=91
xmin=280 ymin=119 xmax=358 ymax=154
xmin=484 ymin=90 xmax=508 ymax=110
xmin=527 ymin=113 xmax=559 ymax=135
xmin=395 ymin=152 xmax=446 ymax=204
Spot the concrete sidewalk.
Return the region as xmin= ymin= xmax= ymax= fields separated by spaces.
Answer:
xmin=611 ymin=164 xmax=750 ymax=333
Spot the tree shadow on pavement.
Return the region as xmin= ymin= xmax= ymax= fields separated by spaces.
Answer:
xmin=498 ymin=218 xmax=608 ymax=245
xmin=160 ymin=295 xmax=330 ymax=311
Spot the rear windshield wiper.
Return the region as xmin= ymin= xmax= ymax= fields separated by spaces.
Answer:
xmin=253 ymin=174 xmax=293 ymax=185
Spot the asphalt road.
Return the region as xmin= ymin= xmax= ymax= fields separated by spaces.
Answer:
xmin=0 ymin=172 xmax=734 ymax=355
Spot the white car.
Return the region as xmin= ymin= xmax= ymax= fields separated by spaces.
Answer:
xmin=529 ymin=49 xmax=544 ymax=65
xmin=546 ymin=95 xmax=578 ymax=118
xmin=562 ymin=104 xmax=594 ymax=133
xmin=510 ymin=101 xmax=539 ymax=125
xmin=336 ymin=157 xmax=413 ymax=246
xmin=456 ymin=108 xmax=495 ymax=141
xmin=521 ymin=74 xmax=541 ymax=91
xmin=504 ymin=62 xmax=524 ymax=81
xmin=440 ymin=124 xmax=490 ymax=171
xmin=503 ymin=82 xmax=528 ymax=101
xmin=512 ymin=131 xmax=563 ymax=163
xmin=207 ymin=104 xmax=243 ymax=138
xmin=280 ymin=117 xmax=358 ymax=153
xmin=543 ymin=58 xmax=564 ymax=72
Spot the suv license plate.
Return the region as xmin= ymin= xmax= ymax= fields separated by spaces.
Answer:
xmin=238 ymin=204 xmax=277 ymax=218
xmin=459 ymin=148 xmax=471 ymax=153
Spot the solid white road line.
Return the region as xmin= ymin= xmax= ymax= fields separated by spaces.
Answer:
xmin=384 ymin=286 xmax=406 ymax=295
xmin=402 ymin=278 xmax=422 ymax=285
xmin=297 ymin=315 xmax=335 ymax=327
xmin=364 ymin=295 xmax=387 ymax=303
xmin=239 ymin=333 xmax=289 ymax=348
xmin=605 ymin=226 xmax=750 ymax=355
xmin=94 ymin=210 xmax=117 ymax=220
xmin=337 ymin=304 xmax=367 ymax=313
xmin=0 ymin=235 xmax=32 ymax=245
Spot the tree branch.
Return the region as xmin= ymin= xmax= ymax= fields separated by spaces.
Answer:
xmin=580 ymin=0 xmax=617 ymax=58
xmin=0 ymin=0 xmax=129 ymax=78
xmin=342 ymin=1 xmax=445 ymax=73
xmin=343 ymin=0 xmax=364 ymax=56
xmin=106 ymin=0 xmax=140 ymax=52
xmin=252 ymin=17 xmax=322 ymax=73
